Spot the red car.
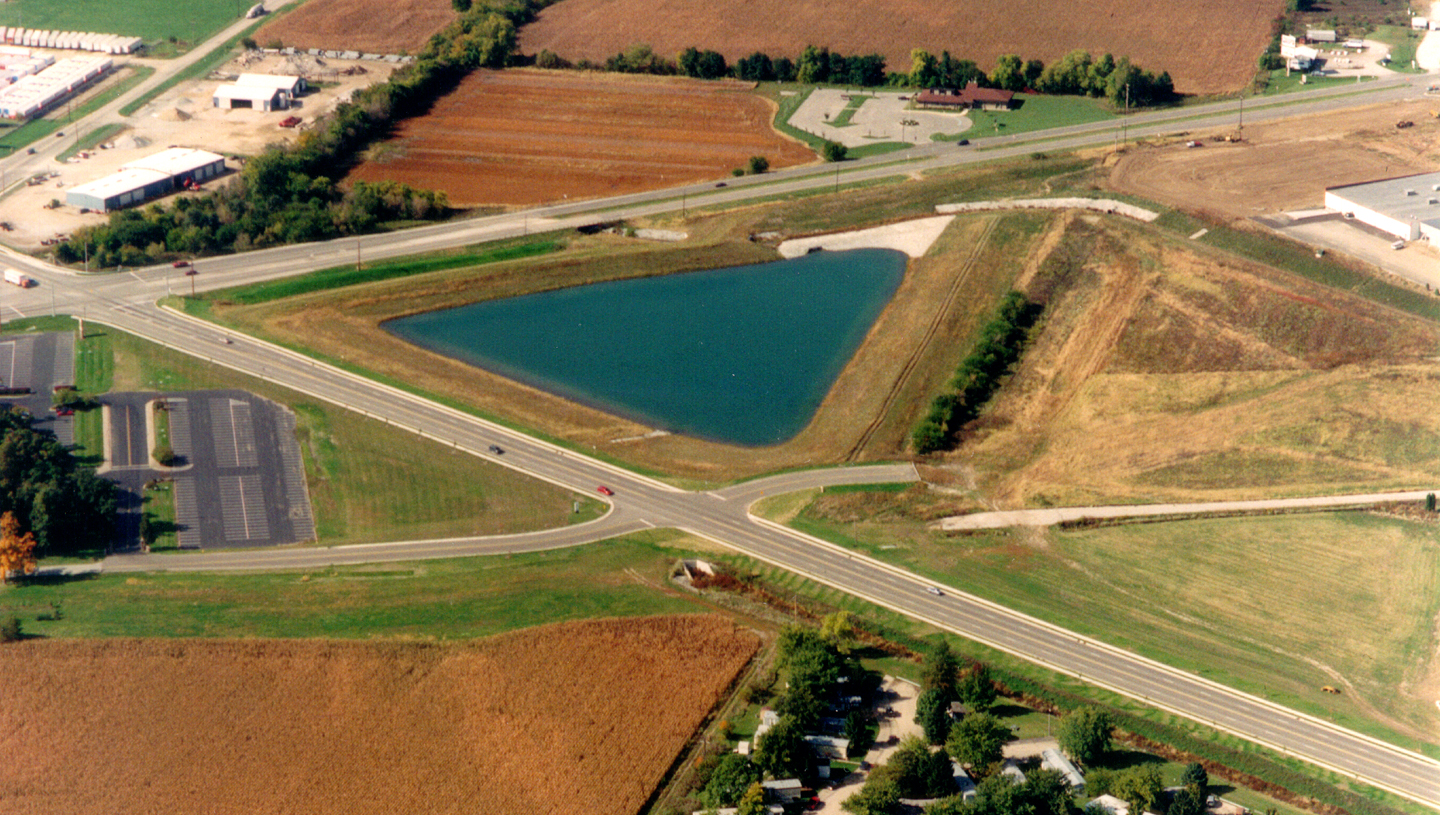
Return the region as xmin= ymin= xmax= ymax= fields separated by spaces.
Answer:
xmin=52 ymin=406 xmax=73 ymax=417
xmin=171 ymin=260 xmax=191 ymax=268
xmin=596 ymin=485 xmax=614 ymax=496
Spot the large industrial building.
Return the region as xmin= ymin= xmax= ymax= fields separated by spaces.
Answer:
xmin=65 ymin=148 xmax=226 ymax=211
xmin=0 ymin=55 xmax=111 ymax=119
xmin=1325 ymin=171 xmax=1440 ymax=243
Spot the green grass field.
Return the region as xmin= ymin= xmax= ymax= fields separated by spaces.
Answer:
xmin=98 ymin=323 xmax=602 ymax=545
xmin=199 ymin=238 xmax=562 ymax=305
xmin=0 ymin=531 xmax=710 ymax=639
xmin=1259 ymin=70 xmax=1373 ymax=96
xmin=0 ymin=0 xmax=240 ymax=48
xmin=966 ymin=94 xmax=1115 ymax=138
xmin=1369 ymin=26 xmax=1426 ymax=74
xmin=761 ymin=489 xmax=1440 ymax=758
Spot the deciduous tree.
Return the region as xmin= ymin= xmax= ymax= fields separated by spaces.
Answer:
xmin=0 ymin=511 xmax=36 ymax=582
xmin=958 ymin=662 xmax=997 ymax=712
xmin=1111 ymin=765 xmax=1163 ymax=815
xmin=1057 ymin=706 xmax=1112 ymax=767
xmin=700 ymin=754 xmax=760 ymax=809
xmin=946 ymin=712 xmax=1010 ymax=777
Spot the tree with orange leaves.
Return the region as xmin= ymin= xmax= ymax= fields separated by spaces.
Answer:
xmin=0 ymin=511 xmax=36 ymax=583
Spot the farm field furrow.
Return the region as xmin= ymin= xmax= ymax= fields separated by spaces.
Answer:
xmin=255 ymin=0 xmax=458 ymax=54
xmin=519 ymin=0 xmax=1286 ymax=96
xmin=0 ymin=615 xmax=759 ymax=815
xmin=348 ymin=70 xmax=816 ymax=206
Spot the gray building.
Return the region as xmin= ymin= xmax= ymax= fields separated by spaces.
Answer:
xmin=65 ymin=148 xmax=226 ymax=211
xmin=1325 ymin=171 xmax=1440 ymax=242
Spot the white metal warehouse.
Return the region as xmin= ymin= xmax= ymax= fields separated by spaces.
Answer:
xmin=1325 ymin=171 xmax=1440 ymax=243
xmin=66 ymin=149 xmax=226 ymax=211
xmin=213 ymin=83 xmax=286 ymax=111
xmin=236 ymin=73 xmax=306 ymax=101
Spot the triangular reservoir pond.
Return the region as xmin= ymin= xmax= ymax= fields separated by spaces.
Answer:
xmin=384 ymin=248 xmax=907 ymax=446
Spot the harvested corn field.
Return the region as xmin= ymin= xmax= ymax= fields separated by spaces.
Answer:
xmin=254 ymin=0 xmax=456 ymax=54
xmin=519 ymin=0 xmax=1284 ymax=96
xmin=347 ymin=69 xmax=815 ymax=206
xmin=0 ymin=615 xmax=759 ymax=815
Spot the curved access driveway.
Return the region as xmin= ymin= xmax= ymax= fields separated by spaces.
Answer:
xmin=2 ymin=70 xmax=1437 ymax=810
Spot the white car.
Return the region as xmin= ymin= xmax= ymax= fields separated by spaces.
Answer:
xmin=925 ymin=586 xmax=943 ymax=597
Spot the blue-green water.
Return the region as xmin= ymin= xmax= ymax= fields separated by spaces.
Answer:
xmin=385 ymin=248 xmax=908 ymax=446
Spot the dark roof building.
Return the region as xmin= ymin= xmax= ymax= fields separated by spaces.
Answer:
xmin=916 ymin=82 xmax=1015 ymax=111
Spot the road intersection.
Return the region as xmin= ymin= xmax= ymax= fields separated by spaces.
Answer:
xmin=0 ymin=53 xmax=1437 ymax=810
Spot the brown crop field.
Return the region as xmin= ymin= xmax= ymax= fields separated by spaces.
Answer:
xmin=254 ymin=0 xmax=456 ymax=54
xmin=519 ymin=0 xmax=1285 ymax=96
xmin=348 ymin=69 xmax=815 ymax=207
xmin=0 ymin=615 xmax=759 ymax=815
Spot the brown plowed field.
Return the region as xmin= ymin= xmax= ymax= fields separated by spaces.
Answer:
xmin=254 ymin=0 xmax=456 ymax=54
xmin=347 ymin=69 xmax=815 ymax=206
xmin=519 ymin=0 xmax=1285 ymax=96
xmin=0 ymin=615 xmax=758 ymax=815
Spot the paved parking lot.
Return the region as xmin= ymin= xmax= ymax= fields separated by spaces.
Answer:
xmin=105 ymin=389 xmax=315 ymax=551
xmin=0 ymin=330 xmax=75 ymax=445
xmin=1260 ymin=210 xmax=1440 ymax=290
xmin=789 ymin=88 xmax=970 ymax=147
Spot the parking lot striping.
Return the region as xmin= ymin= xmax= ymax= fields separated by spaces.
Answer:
xmin=0 ymin=341 xmax=15 ymax=389
xmin=219 ymin=474 xmax=270 ymax=543
xmin=275 ymin=408 xmax=315 ymax=543
xmin=52 ymin=331 xmax=73 ymax=389
xmin=210 ymin=397 xmax=258 ymax=469
xmin=173 ymin=477 xmax=202 ymax=549
xmin=166 ymin=398 xmax=193 ymax=461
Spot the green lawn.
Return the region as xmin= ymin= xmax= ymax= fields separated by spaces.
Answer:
xmin=140 ymin=479 xmax=179 ymax=550
xmin=99 ymin=323 xmax=603 ymax=545
xmin=762 ymin=490 xmax=1440 ymax=758
xmin=0 ymin=0 xmax=241 ymax=49
xmin=198 ymin=238 xmax=562 ymax=305
xmin=0 ymin=531 xmax=712 ymax=639
xmin=1259 ymin=70 xmax=1373 ymax=96
xmin=965 ymin=94 xmax=1116 ymax=139
xmin=1369 ymin=26 xmax=1426 ymax=73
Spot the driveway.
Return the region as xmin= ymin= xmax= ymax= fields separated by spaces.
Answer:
xmin=789 ymin=89 xmax=970 ymax=148
xmin=812 ymin=676 xmax=922 ymax=814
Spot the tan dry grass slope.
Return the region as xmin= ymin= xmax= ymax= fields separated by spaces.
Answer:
xmin=956 ymin=216 xmax=1440 ymax=506
xmin=519 ymin=0 xmax=1284 ymax=95
xmin=0 ymin=615 xmax=758 ymax=815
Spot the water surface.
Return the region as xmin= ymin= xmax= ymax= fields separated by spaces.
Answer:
xmin=385 ymin=248 xmax=907 ymax=445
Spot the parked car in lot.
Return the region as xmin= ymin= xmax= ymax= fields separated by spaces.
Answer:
xmin=488 ymin=445 xmax=504 ymax=455
xmin=52 ymin=406 xmax=73 ymax=417
xmin=596 ymin=485 xmax=614 ymax=496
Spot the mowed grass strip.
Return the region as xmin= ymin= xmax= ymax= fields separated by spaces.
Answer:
xmin=770 ymin=490 xmax=1440 ymax=752
xmin=2 ymin=533 xmax=715 ymax=639
xmin=101 ymin=324 xmax=596 ymax=545
xmin=0 ymin=0 xmax=237 ymax=47
xmin=204 ymin=238 xmax=561 ymax=305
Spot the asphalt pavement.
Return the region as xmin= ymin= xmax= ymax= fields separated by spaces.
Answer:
xmin=0 ymin=67 xmax=1435 ymax=808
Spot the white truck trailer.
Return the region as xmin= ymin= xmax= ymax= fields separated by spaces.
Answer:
xmin=4 ymin=268 xmax=34 ymax=287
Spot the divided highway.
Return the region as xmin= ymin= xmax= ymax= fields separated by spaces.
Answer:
xmin=2 ymin=67 xmax=1437 ymax=810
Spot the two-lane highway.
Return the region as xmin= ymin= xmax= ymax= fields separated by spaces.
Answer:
xmin=5 ymin=70 xmax=1438 ymax=809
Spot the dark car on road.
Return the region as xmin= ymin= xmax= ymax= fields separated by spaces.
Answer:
xmin=488 ymin=445 xmax=504 ymax=455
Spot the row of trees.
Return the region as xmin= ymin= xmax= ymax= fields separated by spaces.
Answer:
xmin=912 ymin=291 xmax=1039 ymax=453
xmin=556 ymin=41 xmax=1173 ymax=107
xmin=0 ymin=406 xmax=116 ymax=558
